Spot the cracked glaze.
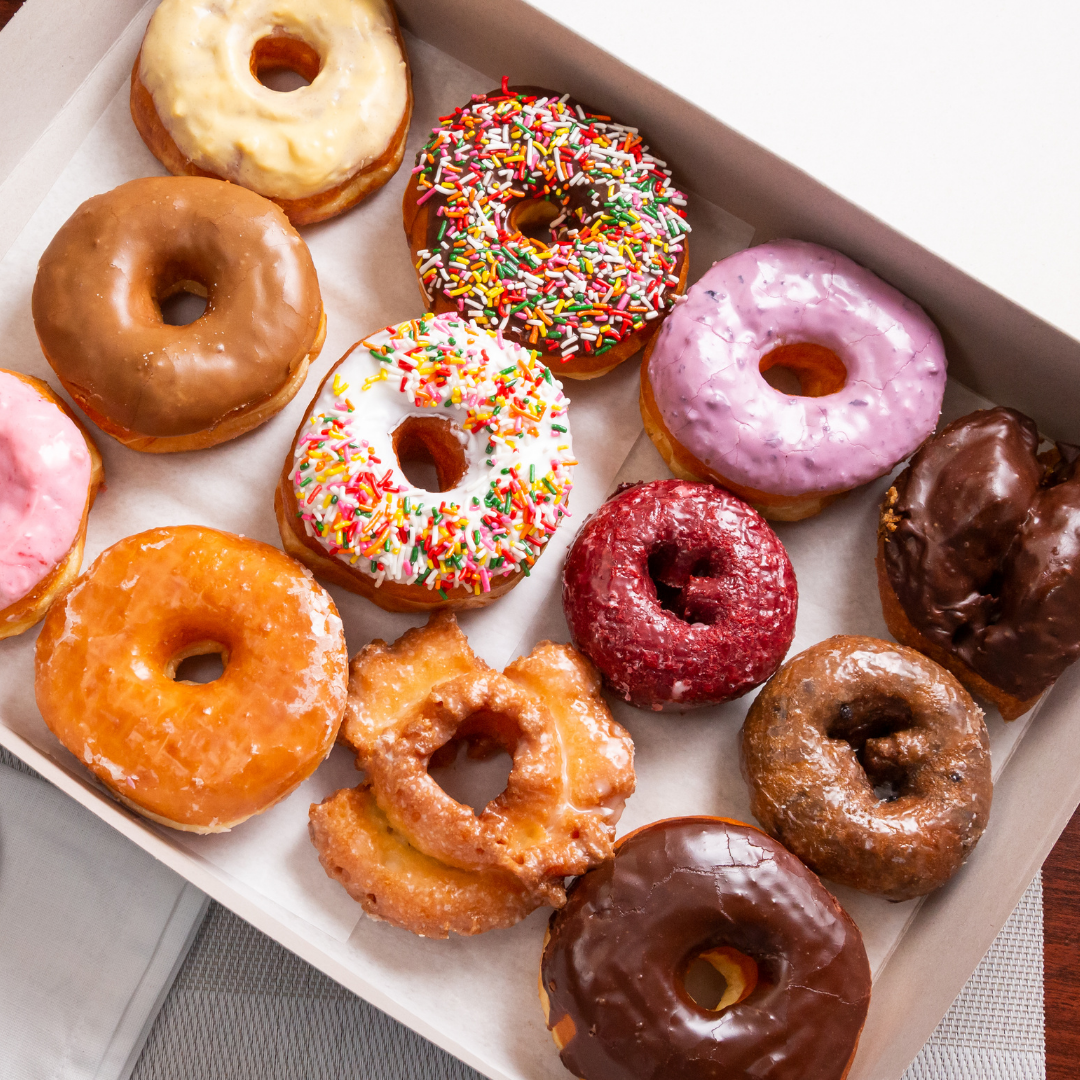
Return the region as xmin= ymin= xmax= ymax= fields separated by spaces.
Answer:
xmin=541 ymin=817 xmax=871 ymax=1080
xmin=648 ymin=240 xmax=946 ymax=496
xmin=0 ymin=372 xmax=91 ymax=608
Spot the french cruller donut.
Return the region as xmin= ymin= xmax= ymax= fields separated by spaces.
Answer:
xmin=130 ymin=0 xmax=412 ymax=225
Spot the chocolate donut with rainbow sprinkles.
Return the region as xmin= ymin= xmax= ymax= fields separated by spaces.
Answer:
xmin=277 ymin=313 xmax=576 ymax=611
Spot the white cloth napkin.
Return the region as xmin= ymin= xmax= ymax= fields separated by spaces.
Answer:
xmin=0 ymin=752 xmax=207 ymax=1080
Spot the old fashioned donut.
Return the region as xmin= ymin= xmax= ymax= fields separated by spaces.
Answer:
xmin=641 ymin=239 xmax=947 ymax=520
xmin=35 ymin=526 xmax=348 ymax=833
xmin=32 ymin=177 xmax=325 ymax=453
xmin=878 ymin=407 xmax=1080 ymax=721
xmin=131 ymin=0 xmax=412 ymax=226
xmin=309 ymin=612 xmax=635 ymax=936
xmin=0 ymin=370 xmax=103 ymax=639
xmin=562 ymin=479 xmax=797 ymax=711
xmin=277 ymin=314 xmax=575 ymax=611
xmin=403 ymin=81 xmax=690 ymax=379
xmin=539 ymin=817 xmax=871 ymax=1080
xmin=742 ymin=636 xmax=992 ymax=901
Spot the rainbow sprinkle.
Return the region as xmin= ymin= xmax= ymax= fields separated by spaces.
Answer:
xmin=292 ymin=314 xmax=575 ymax=596
xmin=411 ymin=80 xmax=690 ymax=363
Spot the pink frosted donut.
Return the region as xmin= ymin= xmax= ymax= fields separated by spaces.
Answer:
xmin=0 ymin=369 xmax=103 ymax=638
xmin=640 ymin=239 xmax=946 ymax=521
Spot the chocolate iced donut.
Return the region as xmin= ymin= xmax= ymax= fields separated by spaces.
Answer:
xmin=878 ymin=406 xmax=1080 ymax=720
xmin=742 ymin=636 xmax=992 ymax=902
xmin=32 ymin=176 xmax=325 ymax=452
xmin=539 ymin=817 xmax=871 ymax=1080
xmin=562 ymin=479 xmax=797 ymax=711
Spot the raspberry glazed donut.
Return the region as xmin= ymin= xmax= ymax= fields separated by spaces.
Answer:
xmin=878 ymin=407 xmax=1080 ymax=721
xmin=742 ymin=636 xmax=992 ymax=901
xmin=277 ymin=313 xmax=575 ymax=611
xmin=32 ymin=177 xmax=325 ymax=453
xmin=540 ymin=817 xmax=871 ymax=1080
xmin=0 ymin=370 xmax=103 ymax=639
xmin=641 ymin=239 xmax=947 ymax=520
xmin=35 ymin=527 xmax=348 ymax=833
xmin=403 ymin=81 xmax=690 ymax=379
xmin=131 ymin=0 xmax=412 ymax=226
xmin=562 ymin=479 xmax=797 ymax=711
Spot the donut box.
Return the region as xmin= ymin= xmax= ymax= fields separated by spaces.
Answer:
xmin=1 ymin=2 xmax=1077 ymax=1078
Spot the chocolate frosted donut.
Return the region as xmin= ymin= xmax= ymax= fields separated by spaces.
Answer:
xmin=32 ymin=176 xmax=325 ymax=452
xmin=878 ymin=406 xmax=1080 ymax=720
xmin=562 ymin=479 xmax=797 ymax=711
xmin=742 ymin=636 xmax=992 ymax=902
xmin=540 ymin=817 xmax=871 ymax=1080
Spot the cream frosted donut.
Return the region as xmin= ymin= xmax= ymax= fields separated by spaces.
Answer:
xmin=276 ymin=314 xmax=576 ymax=611
xmin=132 ymin=0 xmax=412 ymax=224
xmin=1 ymin=370 xmax=103 ymax=639
xmin=641 ymin=240 xmax=947 ymax=520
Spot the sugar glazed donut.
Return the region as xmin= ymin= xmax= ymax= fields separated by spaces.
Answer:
xmin=540 ymin=817 xmax=871 ymax=1080
xmin=131 ymin=0 xmax=412 ymax=225
xmin=0 ymin=370 xmax=103 ymax=639
xmin=277 ymin=314 xmax=575 ymax=611
xmin=742 ymin=636 xmax=992 ymax=901
xmin=878 ymin=407 xmax=1080 ymax=721
xmin=562 ymin=479 xmax=797 ymax=711
xmin=641 ymin=239 xmax=947 ymax=520
xmin=403 ymin=81 xmax=690 ymax=379
xmin=309 ymin=612 xmax=635 ymax=937
xmin=35 ymin=527 xmax=348 ymax=833
xmin=32 ymin=177 xmax=325 ymax=453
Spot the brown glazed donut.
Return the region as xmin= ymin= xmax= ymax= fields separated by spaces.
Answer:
xmin=539 ymin=817 xmax=871 ymax=1080
xmin=877 ymin=406 xmax=1080 ymax=720
xmin=742 ymin=636 xmax=992 ymax=902
xmin=32 ymin=176 xmax=325 ymax=453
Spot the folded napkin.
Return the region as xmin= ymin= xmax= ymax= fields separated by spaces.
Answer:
xmin=0 ymin=748 xmax=207 ymax=1080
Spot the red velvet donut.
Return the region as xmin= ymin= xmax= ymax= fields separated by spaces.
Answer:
xmin=562 ymin=480 xmax=798 ymax=710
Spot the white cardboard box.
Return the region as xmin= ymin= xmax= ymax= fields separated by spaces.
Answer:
xmin=1 ymin=2 xmax=1078 ymax=1078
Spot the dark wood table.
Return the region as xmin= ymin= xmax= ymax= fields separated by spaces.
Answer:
xmin=2 ymin=0 xmax=1077 ymax=1074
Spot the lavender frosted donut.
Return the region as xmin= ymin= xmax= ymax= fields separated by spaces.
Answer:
xmin=640 ymin=239 xmax=947 ymax=521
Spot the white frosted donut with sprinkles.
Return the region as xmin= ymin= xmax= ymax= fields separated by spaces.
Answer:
xmin=403 ymin=82 xmax=690 ymax=380
xmin=276 ymin=314 xmax=576 ymax=612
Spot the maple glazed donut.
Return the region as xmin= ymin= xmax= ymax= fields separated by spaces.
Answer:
xmin=878 ymin=407 xmax=1080 ymax=721
xmin=641 ymin=239 xmax=947 ymax=520
xmin=0 ymin=370 xmax=103 ymax=639
xmin=540 ymin=817 xmax=871 ymax=1080
xmin=35 ymin=526 xmax=348 ymax=833
xmin=562 ymin=479 xmax=797 ymax=711
xmin=277 ymin=313 xmax=575 ymax=612
xmin=404 ymin=81 xmax=690 ymax=379
xmin=742 ymin=636 xmax=992 ymax=902
xmin=32 ymin=176 xmax=325 ymax=453
xmin=130 ymin=0 xmax=412 ymax=225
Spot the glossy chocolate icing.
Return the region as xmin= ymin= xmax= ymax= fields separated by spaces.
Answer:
xmin=32 ymin=176 xmax=322 ymax=437
xmin=541 ymin=818 xmax=870 ymax=1080
xmin=883 ymin=407 xmax=1080 ymax=701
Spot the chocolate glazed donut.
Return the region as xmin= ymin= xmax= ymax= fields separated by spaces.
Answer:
xmin=878 ymin=407 xmax=1080 ymax=719
xmin=540 ymin=817 xmax=871 ymax=1080
xmin=742 ymin=636 xmax=992 ymax=901
xmin=562 ymin=480 xmax=797 ymax=711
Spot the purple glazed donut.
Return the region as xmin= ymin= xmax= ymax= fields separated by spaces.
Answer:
xmin=561 ymin=479 xmax=798 ymax=711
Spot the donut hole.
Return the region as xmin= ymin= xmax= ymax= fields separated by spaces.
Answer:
xmin=509 ymin=198 xmax=564 ymax=245
xmin=157 ymin=279 xmax=208 ymax=327
xmin=392 ymin=416 xmax=468 ymax=493
xmin=166 ymin=641 xmax=229 ymax=685
xmin=428 ymin=710 xmax=516 ymax=817
xmin=827 ymin=697 xmax=915 ymax=802
xmin=647 ymin=542 xmax=726 ymax=625
xmin=683 ymin=946 xmax=759 ymax=1012
xmin=759 ymin=342 xmax=847 ymax=398
xmin=251 ymin=33 xmax=321 ymax=92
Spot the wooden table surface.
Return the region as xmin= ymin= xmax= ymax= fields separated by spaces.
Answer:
xmin=2 ymin=1 xmax=1078 ymax=1074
